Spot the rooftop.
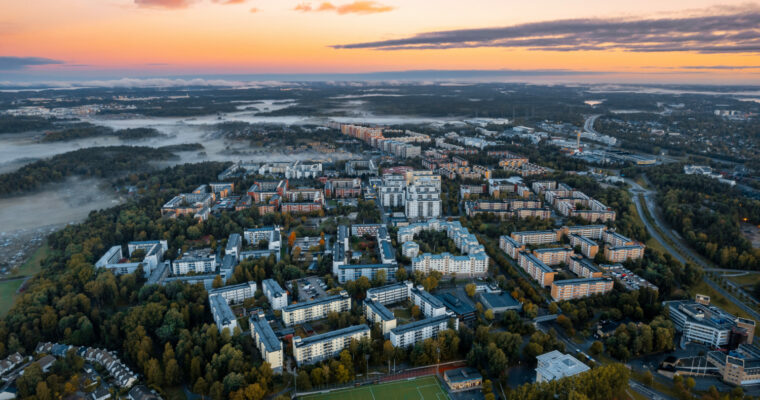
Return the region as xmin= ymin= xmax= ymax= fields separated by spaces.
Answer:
xmin=444 ymin=367 xmax=483 ymax=383
xmin=294 ymin=324 xmax=369 ymax=348
xmin=250 ymin=314 xmax=282 ymax=352
xmin=391 ymin=314 xmax=450 ymax=335
xmin=435 ymin=292 xmax=475 ymax=315
xmin=536 ymin=350 xmax=590 ymax=381
xmin=283 ymin=293 xmax=348 ymax=312
xmin=479 ymin=292 xmax=521 ymax=309
xmin=364 ymin=299 xmax=395 ymax=321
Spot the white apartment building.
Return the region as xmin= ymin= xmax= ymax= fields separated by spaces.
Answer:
xmin=209 ymin=294 xmax=238 ymax=334
xmin=366 ymin=281 xmax=414 ymax=305
xmin=293 ymin=324 xmax=370 ymax=366
xmin=412 ymin=253 xmax=489 ymax=277
xmin=243 ymin=227 xmax=282 ymax=250
xmin=262 ymin=279 xmax=288 ymax=310
xmin=250 ymin=312 xmax=283 ymax=373
xmin=405 ymin=184 xmax=441 ymax=219
xmin=511 ymin=230 xmax=560 ymax=245
xmin=226 ymin=233 xmax=242 ymax=259
xmin=172 ymin=249 xmax=218 ymax=275
xmin=207 ymin=281 xmax=257 ymax=304
xmin=411 ymin=287 xmax=447 ymax=318
xmin=499 ymin=235 xmax=525 ymax=259
xmin=364 ymin=299 xmax=397 ymax=335
xmin=379 ymin=175 xmax=406 ymax=208
xmin=282 ymin=291 xmax=351 ymax=326
xmin=390 ymin=314 xmax=456 ymax=348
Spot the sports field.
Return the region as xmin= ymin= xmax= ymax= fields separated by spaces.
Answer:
xmin=300 ymin=376 xmax=451 ymax=400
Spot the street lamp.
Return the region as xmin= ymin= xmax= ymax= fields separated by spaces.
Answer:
xmin=436 ymin=347 xmax=440 ymax=377
xmin=365 ymin=354 xmax=370 ymax=382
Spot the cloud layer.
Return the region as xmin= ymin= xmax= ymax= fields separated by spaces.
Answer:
xmin=0 ymin=56 xmax=64 ymax=70
xmin=295 ymin=1 xmax=393 ymax=15
xmin=333 ymin=8 xmax=760 ymax=53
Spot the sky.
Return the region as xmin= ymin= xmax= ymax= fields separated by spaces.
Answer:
xmin=1 ymin=0 xmax=760 ymax=85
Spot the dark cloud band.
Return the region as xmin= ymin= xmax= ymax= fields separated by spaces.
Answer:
xmin=0 ymin=56 xmax=64 ymax=70
xmin=332 ymin=9 xmax=760 ymax=53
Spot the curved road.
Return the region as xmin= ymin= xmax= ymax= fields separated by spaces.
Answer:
xmin=626 ymin=178 xmax=760 ymax=321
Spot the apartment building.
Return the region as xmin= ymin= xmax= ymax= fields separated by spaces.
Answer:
xmin=533 ymin=247 xmax=573 ymax=266
xmin=511 ymin=230 xmax=560 ymax=245
xmin=209 ymin=294 xmax=238 ymax=333
xmin=292 ymin=324 xmax=371 ymax=366
xmin=282 ymin=291 xmax=351 ymax=326
xmin=563 ymin=225 xmax=607 ymax=240
xmin=411 ymin=286 xmax=447 ymax=318
xmin=161 ymin=191 xmax=214 ymax=220
xmin=499 ymin=235 xmax=525 ymax=259
xmin=250 ymin=312 xmax=283 ymax=373
xmin=225 ymin=233 xmax=242 ymax=259
xmin=550 ymin=278 xmax=613 ymax=301
xmin=262 ymin=278 xmax=288 ymax=310
xmin=569 ymin=234 xmax=600 ymax=259
xmin=513 ymin=208 xmax=552 ymax=219
xmin=573 ymin=209 xmax=617 ymax=223
xmin=207 ymin=281 xmax=257 ymax=304
xmin=364 ymin=299 xmax=397 ymax=335
xmin=569 ymin=256 xmax=603 ymax=278
xmin=333 ymin=224 xmax=398 ymax=283
xmin=390 ymin=314 xmax=455 ymax=348
xmin=667 ymin=299 xmax=755 ymax=348
xmin=517 ymin=251 xmax=556 ymax=287
xmin=172 ymin=249 xmax=218 ymax=275
xmin=366 ymin=281 xmax=414 ymax=305
xmin=405 ymin=184 xmax=442 ymax=219
xmin=412 ymin=253 xmax=489 ymax=277
xmin=602 ymin=231 xmax=636 ymax=247
xmin=244 ymin=227 xmax=282 ymax=249
xmin=604 ymin=244 xmax=645 ymax=262
xmin=325 ymin=178 xmax=362 ymax=198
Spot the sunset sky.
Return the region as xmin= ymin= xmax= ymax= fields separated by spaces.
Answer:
xmin=2 ymin=0 xmax=760 ymax=84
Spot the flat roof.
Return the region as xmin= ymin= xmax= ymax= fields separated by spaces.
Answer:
xmin=500 ymin=235 xmax=521 ymax=246
xmin=367 ymin=282 xmax=411 ymax=296
xmin=208 ymin=281 xmax=255 ymax=295
xmin=566 ymin=225 xmax=606 ymax=231
xmin=209 ymin=294 xmax=236 ymax=324
xmin=435 ymin=293 xmax=475 ymax=315
xmin=536 ymin=351 xmax=590 ymax=381
xmin=534 ymin=247 xmax=573 ymax=254
xmin=519 ymin=252 xmax=554 ymax=273
xmin=364 ymin=299 xmax=395 ymax=321
xmin=570 ymin=234 xmax=598 ymax=246
xmin=391 ymin=314 xmax=450 ymax=335
xmin=283 ymin=293 xmax=347 ymax=312
xmin=411 ymin=287 xmax=445 ymax=309
xmin=571 ymin=256 xmax=601 ymax=273
xmin=479 ymin=292 xmax=521 ymax=309
xmin=553 ymin=277 xmax=612 ymax=286
xmin=262 ymin=278 xmax=286 ymax=296
xmin=294 ymin=324 xmax=369 ymax=348
xmin=607 ymin=244 xmax=645 ymax=250
xmin=250 ymin=314 xmax=282 ymax=352
xmin=513 ymin=230 xmax=557 ymax=236
xmin=444 ymin=367 xmax=482 ymax=383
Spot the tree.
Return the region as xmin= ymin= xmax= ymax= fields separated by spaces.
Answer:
xmin=373 ymin=269 xmax=387 ymax=286
xmin=165 ymin=358 xmax=181 ymax=386
xmin=484 ymin=309 xmax=494 ymax=321
xmin=193 ymin=377 xmax=208 ymax=397
xmin=212 ymin=275 xmax=224 ymax=289
xmin=411 ymin=305 xmax=421 ymax=319
xmin=145 ymin=358 xmax=163 ymax=387
xmin=297 ymin=371 xmax=312 ymax=391
xmin=465 ymin=283 xmax=477 ymax=297
xmin=589 ymin=341 xmax=603 ymax=356
xmin=288 ymin=231 xmax=297 ymax=248
xmin=396 ymin=267 xmax=407 ymax=282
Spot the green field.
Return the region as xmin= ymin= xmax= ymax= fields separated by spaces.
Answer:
xmin=0 ymin=279 xmax=24 ymax=316
xmin=300 ymin=376 xmax=450 ymax=400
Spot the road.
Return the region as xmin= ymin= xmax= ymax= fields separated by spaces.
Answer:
xmin=626 ymin=178 xmax=760 ymax=321
xmin=629 ymin=379 xmax=673 ymax=400
xmin=583 ymin=114 xmax=602 ymax=135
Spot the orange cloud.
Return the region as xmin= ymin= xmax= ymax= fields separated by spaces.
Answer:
xmin=134 ymin=0 xmax=195 ymax=8
xmin=212 ymin=0 xmax=246 ymax=3
xmin=249 ymin=7 xmax=260 ymax=13
xmin=295 ymin=1 xmax=394 ymax=15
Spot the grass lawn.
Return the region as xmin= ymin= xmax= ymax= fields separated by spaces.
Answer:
xmin=300 ymin=376 xmax=450 ymax=400
xmin=690 ymin=281 xmax=757 ymax=323
xmin=725 ymin=273 xmax=760 ymax=288
xmin=0 ymin=279 xmax=24 ymax=316
xmin=12 ymin=242 xmax=50 ymax=277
